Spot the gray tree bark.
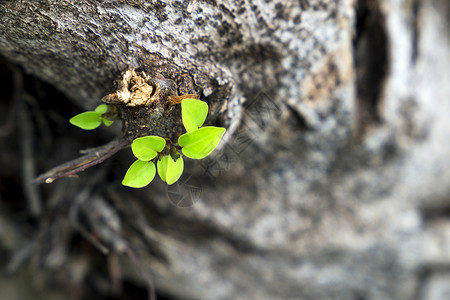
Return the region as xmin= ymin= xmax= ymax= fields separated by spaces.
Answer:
xmin=1 ymin=0 xmax=450 ymax=299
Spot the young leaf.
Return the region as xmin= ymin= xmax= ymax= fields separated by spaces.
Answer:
xmin=94 ymin=104 xmax=109 ymax=114
xmin=102 ymin=118 xmax=114 ymax=126
xmin=178 ymin=126 xmax=226 ymax=159
xmin=69 ymin=111 xmax=102 ymax=130
xmin=122 ymin=160 xmax=156 ymax=188
xmin=157 ymin=155 xmax=184 ymax=185
xmin=131 ymin=136 xmax=166 ymax=161
xmin=181 ymin=99 xmax=208 ymax=132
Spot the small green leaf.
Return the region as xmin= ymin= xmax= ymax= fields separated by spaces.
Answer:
xmin=178 ymin=126 xmax=226 ymax=159
xmin=69 ymin=111 xmax=102 ymax=130
xmin=122 ymin=160 xmax=156 ymax=188
xmin=102 ymin=118 xmax=114 ymax=127
xmin=94 ymin=104 xmax=109 ymax=114
xmin=131 ymin=136 xmax=166 ymax=161
xmin=181 ymin=99 xmax=208 ymax=132
xmin=157 ymin=155 xmax=184 ymax=185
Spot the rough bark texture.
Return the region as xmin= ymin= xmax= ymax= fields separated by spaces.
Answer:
xmin=1 ymin=0 xmax=450 ymax=299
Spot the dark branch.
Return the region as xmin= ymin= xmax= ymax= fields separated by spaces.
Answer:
xmin=31 ymin=135 xmax=133 ymax=185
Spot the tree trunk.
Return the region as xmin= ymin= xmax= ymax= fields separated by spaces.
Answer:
xmin=1 ymin=0 xmax=450 ymax=299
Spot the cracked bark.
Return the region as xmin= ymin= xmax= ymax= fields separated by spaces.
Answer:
xmin=1 ymin=0 xmax=450 ymax=299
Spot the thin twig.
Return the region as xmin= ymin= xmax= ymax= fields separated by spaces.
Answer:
xmin=31 ymin=135 xmax=133 ymax=185
xmin=108 ymin=252 xmax=123 ymax=294
xmin=126 ymin=247 xmax=156 ymax=300
xmin=12 ymin=66 xmax=43 ymax=216
xmin=69 ymin=172 xmax=111 ymax=255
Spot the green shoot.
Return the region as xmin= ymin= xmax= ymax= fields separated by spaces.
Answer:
xmin=179 ymin=98 xmax=226 ymax=159
xmin=122 ymin=160 xmax=156 ymax=188
xmin=122 ymin=98 xmax=226 ymax=188
xmin=181 ymin=98 xmax=208 ymax=132
xmin=131 ymin=136 xmax=166 ymax=161
xmin=70 ymin=111 xmax=104 ymax=130
xmin=70 ymin=104 xmax=114 ymax=130
xmin=157 ymin=155 xmax=184 ymax=185
xmin=94 ymin=104 xmax=108 ymax=114
xmin=178 ymin=126 xmax=226 ymax=159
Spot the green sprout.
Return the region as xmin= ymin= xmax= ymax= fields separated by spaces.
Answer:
xmin=181 ymin=98 xmax=208 ymax=132
xmin=178 ymin=127 xmax=226 ymax=159
xmin=157 ymin=155 xmax=184 ymax=185
xmin=35 ymin=69 xmax=230 ymax=187
xmin=122 ymin=99 xmax=226 ymax=188
xmin=122 ymin=135 xmax=166 ymax=188
xmin=69 ymin=104 xmax=114 ymax=130
xmin=122 ymin=160 xmax=156 ymax=188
